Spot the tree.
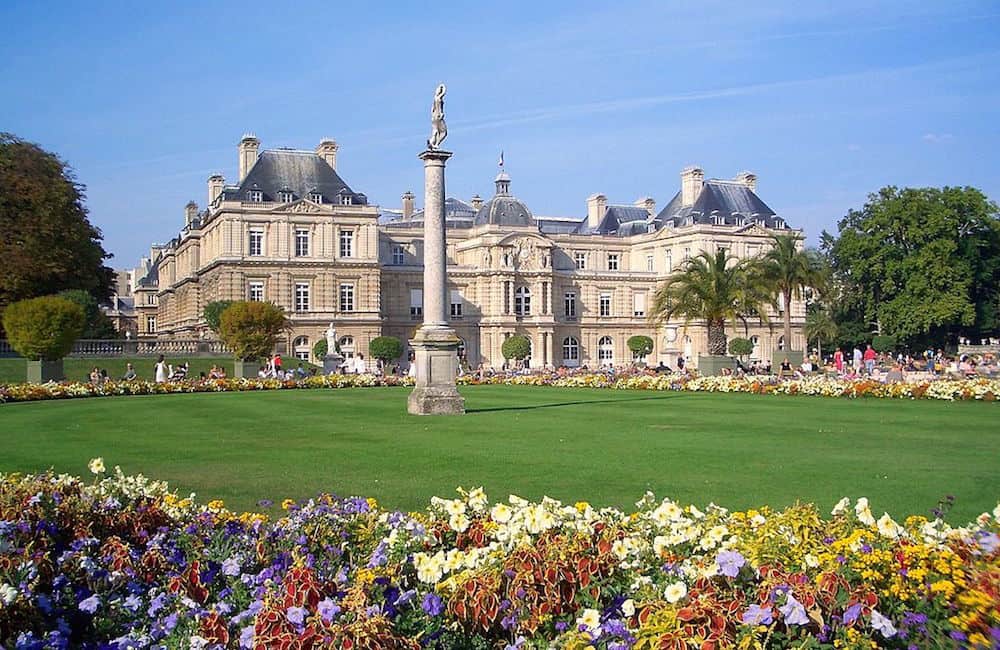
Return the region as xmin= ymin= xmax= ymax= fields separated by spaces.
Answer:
xmin=369 ymin=336 xmax=403 ymax=363
xmin=728 ymin=337 xmax=754 ymax=359
xmin=650 ymin=249 xmax=763 ymax=355
xmin=804 ymin=308 xmax=838 ymax=359
xmin=0 ymin=133 xmax=114 ymax=322
xmin=822 ymin=186 xmax=1000 ymax=348
xmin=872 ymin=335 xmax=897 ymax=354
xmin=627 ymin=335 xmax=653 ymax=362
xmin=501 ymin=334 xmax=531 ymax=361
xmin=57 ymin=289 xmax=117 ymax=339
xmin=218 ymin=301 xmax=288 ymax=361
xmin=203 ymin=300 xmax=236 ymax=334
xmin=758 ymin=234 xmax=826 ymax=352
xmin=2 ymin=296 xmax=85 ymax=360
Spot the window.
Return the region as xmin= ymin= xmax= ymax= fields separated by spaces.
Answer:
xmin=450 ymin=290 xmax=463 ymax=319
xmin=392 ymin=245 xmax=405 ymax=265
xmin=146 ymin=316 xmax=156 ymax=333
xmin=248 ymin=281 xmax=264 ymax=302
xmin=410 ymin=288 xmax=423 ymax=320
xmin=598 ymin=336 xmax=614 ymax=366
xmin=683 ymin=247 xmax=690 ymax=260
xmin=747 ymin=245 xmax=760 ymax=258
xmin=294 ymin=229 xmax=309 ymax=257
xmin=294 ymin=282 xmax=310 ymax=312
xmin=562 ymin=337 xmax=580 ymax=365
xmin=248 ymin=228 xmax=264 ymax=256
xmin=339 ymin=229 xmax=354 ymax=258
xmin=633 ymin=292 xmax=646 ymax=318
xmin=713 ymin=213 xmax=725 ymax=226
xmin=665 ymin=251 xmax=673 ymax=273
xmin=340 ymin=195 xmax=353 ymax=206
xmin=278 ymin=190 xmax=294 ymax=203
xmin=574 ymin=252 xmax=586 ymax=270
xmin=146 ymin=294 xmax=157 ymax=306
xmin=309 ymin=192 xmax=323 ymax=204
xmin=599 ymin=293 xmax=612 ymax=317
xmin=514 ymin=286 xmax=531 ymax=316
xmin=646 ymin=255 xmax=654 ymax=272
xmin=339 ymin=336 xmax=355 ymax=359
xmin=778 ymin=336 xmax=786 ymax=351
xmin=293 ymin=336 xmax=310 ymax=361
xmin=773 ymin=218 xmax=785 ymax=229
xmin=608 ymin=253 xmax=619 ymax=271
xmin=339 ymin=283 xmax=355 ymax=312
xmin=564 ymin=291 xmax=577 ymax=319
xmin=246 ymin=190 xmax=263 ymax=203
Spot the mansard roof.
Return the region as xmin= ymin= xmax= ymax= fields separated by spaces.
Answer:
xmin=654 ymin=179 xmax=781 ymax=228
xmin=222 ymin=149 xmax=367 ymax=205
xmin=594 ymin=205 xmax=650 ymax=235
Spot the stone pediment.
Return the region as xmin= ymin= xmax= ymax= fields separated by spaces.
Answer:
xmin=494 ymin=233 xmax=552 ymax=271
xmin=733 ymin=223 xmax=771 ymax=237
xmin=273 ymin=199 xmax=325 ymax=214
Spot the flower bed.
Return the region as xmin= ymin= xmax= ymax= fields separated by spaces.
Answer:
xmin=1 ymin=465 xmax=998 ymax=648
xmin=1 ymin=373 xmax=998 ymax=405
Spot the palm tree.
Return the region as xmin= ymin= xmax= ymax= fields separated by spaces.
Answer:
xmin=804 ymin=308 xmax=838 ymax=360
xmin=758 ymin=234 xmax=827 ymax=352
xmin=650 ymin=249 xmax=764 ymax=355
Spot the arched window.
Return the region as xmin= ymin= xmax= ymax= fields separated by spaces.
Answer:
xmin=339 ymin=336 xmax=355 ymax=359
xmin=598 ymin=336 xmax=614 ymax=366
xmin=750 ymin=335 xmax=760 ymax=360
xmin=514 ymin=286 xmax=531 ymax=316
xmin=562 ymin=337 xmax=580 ymax=366
xmin=293 ymin=336 xmax=310 ymax=361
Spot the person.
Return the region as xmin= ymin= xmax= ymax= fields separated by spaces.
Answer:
xmin=852 ymin=346 xmax=863 ymax=372
xmin=169 ymin=362 xmax=189 ymax=381
xmin=89 ymin=367 xmax=101 ymax=384
xmin=677 ymin=355 xmax=685 ymax=372
xmin=353 ymin=353 xmax=367 ymax=374
xmin=154 ymin=355 xmax=168 ymax=383
xmin=779 ymin=357 xmax=794 ymax=378
xmin=833 ymin=348 xmax=844 ymax=374
xmin=863 ymin=344 xmax=877 ymax=374
xmin=272 ymin=353 xmax=282 ymax=375
xmin=257 ymin=365 xmax=268 ymax=379
xmin=295 ymin=362 xmax=307 ymax=378
xmin=122 ymin=363 xmax=137 ymax=381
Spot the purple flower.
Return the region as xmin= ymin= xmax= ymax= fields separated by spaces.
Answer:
xmin=239 ymin=625 xmax=255 ymax=649
xmin=421 ymin=592 xmax=443 ymax=617
xmin=976 ymin=531 xmax=999 ymax=554
xmin=742 ymin=604 xmax=773 ymax=625
xmin=78 ymin=594 xmax=100 ymax=614
xmin=843 ymin=602 xmax=863 ymax=626
xmin=123 ymin=595 xmax=142 ymax=612
xmin=222 ymin=557 xmax=241 ymax=577
xmin=778 ymin=593 xmax=809 ymax=626
xmin=716 ymin=550 xmax=746 ymax=578
xmin=555 ymin=621 xmax=568 ymax=632
xmin=286 ymin=606 xmax=307 ymax=625
xmin=317 ymin=598 xmax=340 ymax=622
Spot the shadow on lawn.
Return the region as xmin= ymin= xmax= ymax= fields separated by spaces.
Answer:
xmin=467 ymin=394 xmax=677 ymax=413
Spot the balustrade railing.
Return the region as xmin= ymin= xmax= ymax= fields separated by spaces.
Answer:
xmin=0 ymin=339 xmax=231 ymax=358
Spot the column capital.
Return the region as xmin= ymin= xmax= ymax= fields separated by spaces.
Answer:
xmin=419 ymin=149 xmax=453 ymax=164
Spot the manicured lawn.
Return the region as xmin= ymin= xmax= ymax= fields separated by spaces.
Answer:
xmin=0 ymin=357 xmax=236 ymax=384
xmin=1 ymin=386 xmax=996 ymax=520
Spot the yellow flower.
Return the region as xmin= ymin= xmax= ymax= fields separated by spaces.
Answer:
xmin=281 ymin=499 xmax=295 ymax=510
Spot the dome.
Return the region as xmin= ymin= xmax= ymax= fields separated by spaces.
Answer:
xmin=474 ymin=195 xmax=534 ymax=227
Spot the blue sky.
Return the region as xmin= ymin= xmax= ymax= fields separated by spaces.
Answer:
xmin=2 ymin=0 xmax=999 ymax=266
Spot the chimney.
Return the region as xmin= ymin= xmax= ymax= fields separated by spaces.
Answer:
xmin=680 ymin=166 xmax=704 ymax=207
xmin=184 ymin=201 xmax=198 ymax=227
xmin=586 ymin=193 xmax=607 ymax=230
xmin=470 ymin=194 xmax=483 ymax=211
xmin=238 ymin=133 xmax=260 ymax=182
xmin=316 ymin=138 xmax=339 ymax=170
xmin=208 ymin=174 xmax=225 ymax=204
xmin=735 ymin=170 xmax=757 ymax=193
xmin=634 ymin=196 xmax=656 ymax=217
xmin=402 ymin=191 xmax=415 ymax=219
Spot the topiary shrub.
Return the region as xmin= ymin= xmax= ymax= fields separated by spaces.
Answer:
xmin=218 ymin=301 xmax=288 ymax=362
xmin=369 ymin=336 xmax=403 ymax=363
xmin=728 ymin=337 xmax=754 ymax=358
xmin=2 ymin=296 xmax=85 ymax=360
xmin=203 ymin=300 xmax=236 ymax=334
xmin=501 ymin=334 xmax=531 ymax=360
xmin=872 ymin=335 xmax=897 ymax=354
xmin=627 ymin=335 xmax=654 ymax=359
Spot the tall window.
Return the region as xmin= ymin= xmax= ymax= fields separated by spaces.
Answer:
xmin=309 ymin=192 xmax=323 ymax=204
xmin=574 ymin=252 xmax=586 ymax=270
xmin=665 ymin=251 xmax=673 ymax=273
xmin=246 ymin=190 xmax=263 ymax=203
xmin=564 ymin=291 xmax=577 ymax=319
xmin=248 ymin=281 xmax=264 ymax=302
xmin=294 ymin=282 xmax=310 ymax=312
xmin=248 ymin=228 xmax=264 ymax=256
xmin=339 ymin=336 xmax=355 ymax=359
xmin=294 ymin=229 xmax=309 ymax=257
xmin=340 ymin=195 xmax=352 ymax=206
xmin=450 ymin=290 xmax=463 ymax=319
xmin=339 ymin=229 xmax=354 ymax=258
xmin=683 ymin=247 xmax=690 ymax=260
xmin=608 ymin=253 xmax=619 ymax=271
xmin=278 ymin=190 xmax=294 ymax=203
xmin=562 ymin=337 xmax=580 ymax=364
xmin=646 ymin=255 xmax=654 ymax=272
xmin=410 ymin=288 xmax=423 ymax=320
xmin=633 ymin=292 xmax=646 ymax=318
xmin=146 ymin=316 xmax=156 ymax=333
xmin=392 ymin=245 xmax=405 ymax=265
xmin=599 ymin=293 xmax=612 ymax=317
xmin=598 ymin=336 xmax=614 ymax=366
xmin=339 ymin=283 xmax=355 ymax=312
xmin=293 ymin=336 xmax=310 ymax=361
xmin=514 ymin=286 xmax=531 ymax=316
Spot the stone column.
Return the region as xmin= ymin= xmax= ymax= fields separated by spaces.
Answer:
xmin=408 ymin=148 xmax=465 ymax=415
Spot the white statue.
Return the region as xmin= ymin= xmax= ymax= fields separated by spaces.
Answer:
xmin=427 ymin=83 xmax=447 ymax=150
xmin=324 ymin=323 xmax=337 ymax=356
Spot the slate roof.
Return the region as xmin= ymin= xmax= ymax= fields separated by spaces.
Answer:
xmin=474 ymin=195 xmax=534 ymax=227
xmin=536 ymin=216 xmax=587 ymax=235
xmin=593 ymin=205 xmax=650 ymax=235
xmin=384 ymin=198 xmax=478 ymax=228
xmin=222 ymin=149 xmax=367 ymax=205
xmin=654 ymin=179 xmax=783 ymax=228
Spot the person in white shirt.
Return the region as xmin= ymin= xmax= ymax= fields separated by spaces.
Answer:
xmin=353 ymin=353 xmax=367 ymax=374
xmin=154 ymin=355 xmax=168 ymax=383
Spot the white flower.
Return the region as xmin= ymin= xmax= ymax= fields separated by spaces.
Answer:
xmin=444 ymin=499 xmax=466 ymax=517
xmin=0 ymin=583 xmax=17 ymax=606
xmin=467 ymin=487 xmax=488 ymax=512
xmin=491 ymin=503 xmax=512 ymax=523
xmin=449 ymin=512 xmax=470 ymax=533
xmin=804 ymin=553 xmax=820 ymax=569
xmin=414 ymin=552 xmax=444 ymax=584
xmin=877 ymin=513 xmax=903 ymax=539
xmin=651 ymin=501 xmax=683 ymax=526
xmin=652 ymin=535 xmax=671 ymax=556
xmin=621 ymin=599 xmax=635 ymax=617
xmin=855 ymin=498 xmax=876 ymax=526
xmin=831 ymin=497 xmax=850 ymax=516
xmin=993 ymin=503 xmax=1000 ymax=522
xmin=189 ymin=636 xmax=209 ymax=650
xmin=576 ymin=608 xmax=601 ymax=631
xmin=664 ymin=581 xmax=687 ymax=604
xmin=88 ymin=457 xmax=105 ymax=475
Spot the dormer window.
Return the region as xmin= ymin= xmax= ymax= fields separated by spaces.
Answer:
xmin=246 ymin=190 xmax=263 ymax=203
xmin=278 ymin=190 xmax=294 ymax=203
xmin=684 ymin=216 xmax=694 ymax=227
xmin=309 ymin=192 xmax=323 ymax=204
xmin=773 ymin=218 xmax=785 ymax=229
xmin=733 ymin=215 xmax=745 ymax=227
xmin=340 ymin=195 xmax=352 ymax=206
xmin=712 ymin=212 xmax=725 ymax=226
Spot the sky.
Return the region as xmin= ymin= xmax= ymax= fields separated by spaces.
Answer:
xmin=2 ymin=0 xmax=999 ymax=267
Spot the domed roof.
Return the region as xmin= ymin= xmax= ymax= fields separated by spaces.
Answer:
xmin=474 ymin=167 xmax=534 ymax=227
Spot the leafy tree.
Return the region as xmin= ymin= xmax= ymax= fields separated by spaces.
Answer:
xmin=728 ymin=337 xmax=754 ymax=358
xmin=368 ymin=336 xmax=403 ymax=363
xmin=501 ymin=334 xmax=531 ymax=361
xmin=2 ymin=296 xmax=85 ymax=360
xmin=758 ymin=234 xmax=827 ymax=351
xmin=57 ymin=289 xmax=117 ymax=339
xmin=203 ymin=300 xmax=236 ymax=334
xmin=822 ymin=186 xmax=1000 ymax=348
xmin=872 ymin=335 xmax=897 ymax=354
xmin=218 ymin=301 xmax=288 ymax=362
xmin=804 ymin=308 xmax=838 ymax=359
xmin=627 ymin=335 xmax=653 ymax=361
xmin=0 ymin=133 xmax=114 ymax=322
xmin=650 ymin=249 xmax=763 ymax=355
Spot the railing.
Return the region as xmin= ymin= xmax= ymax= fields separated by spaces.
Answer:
xmin=0 ymin=339 xmax=231 ymax=358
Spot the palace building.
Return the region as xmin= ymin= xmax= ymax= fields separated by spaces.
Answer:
xmin=133 ymin=134 xmax=806 ymax=370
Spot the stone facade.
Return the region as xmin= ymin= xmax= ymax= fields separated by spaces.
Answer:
xmin=135 ymin=136 xmax=806 ymax=370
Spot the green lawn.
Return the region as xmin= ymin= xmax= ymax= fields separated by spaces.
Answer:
xmin=0 ymin=357 xmax=236 ymax=384
xmin=1 ymin=386 xmax=996 ymax=521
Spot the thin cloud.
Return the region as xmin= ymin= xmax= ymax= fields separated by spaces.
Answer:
xmin=921 ymin=133 xmax=954 ymax=144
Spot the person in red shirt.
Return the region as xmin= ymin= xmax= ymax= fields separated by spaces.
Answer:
xmin=863 ymin=344 xmax=877 ymax=374
xmin=834 ymin=348 xmax=844 ymax=374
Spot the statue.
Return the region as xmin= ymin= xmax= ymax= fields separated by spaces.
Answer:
xmin=324 ymin=323 xmax=337 ymax=355
xmin=427 ymin=83 xmax=447 ymax=150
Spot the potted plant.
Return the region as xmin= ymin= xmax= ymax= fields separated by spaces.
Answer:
xmin=2 ymin=296 xmax=85 ymax=383
xmin=501 ymin=334 xmax=531 ymax=368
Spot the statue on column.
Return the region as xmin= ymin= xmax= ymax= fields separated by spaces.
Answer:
xmin=427 ymin=84 xmax=448 ymax=150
